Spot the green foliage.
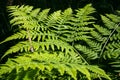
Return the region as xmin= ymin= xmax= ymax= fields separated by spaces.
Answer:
xmin=85 ymin=11 xmax=120 ymax=77
xmin=1 ymin=5 xmax=76 ymax=58
xmin=1 ymin=4 xmax=98 ymax=60
xmin=0 ymin=52 xmax=111 ymax=80
xmin=0 ymin=4 xmax=115 ymax=80
xmin=99 ymin=13 xmax=120 ymax=74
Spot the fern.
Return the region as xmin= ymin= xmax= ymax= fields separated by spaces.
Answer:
xmin=46 ymin=4 xmax=99 ymax=60
xmin=0 ymin=52 xmax=111 ymax=80
xmin=90 ymin=12 xmax=120 ymax=74
xmin=1 ymin=5 xmax=77 ymax=58
xmin=0 ymin=4 xmax=113 ymax=79
xmin=0 ymin=4 xmax=99 ymax=61
xmin=100 ymin=14 xmax=120 ymax=59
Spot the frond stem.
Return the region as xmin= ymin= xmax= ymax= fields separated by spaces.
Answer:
xmin=27 ymin=30 xmax=34 ymax=52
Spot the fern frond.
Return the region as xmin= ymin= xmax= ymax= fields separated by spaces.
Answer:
xmin=109 ymin=60 xmax=120 ymax=73
xmin=86 ymin=39 xmax=102 ymax=52
xmin=2 ymin=39 xmax=76 ymax=58
xmin=46 ymin=10 xmax=61 ymax=27
xmin=72 ymin=4 xmax=95 ymax=26
xmin=100 ymin=13 xmax=120 ymax=59
xmin=32 ymin=40 xmax=75 ymax=55
xmin=0 ymin=52 xmax=111 ymax=80
xmin=103 ymin=49 xmax=120 ymax=59
xmin=101 ymin=15 xmax=116 ymax=29
xmin=1 ymin=41 xmax=31 ymax=58
xmin=93 ymin=24 xmax=111 ymax=36
xmin=0 ymin=4 xmax=114 ymax=80
xmin=106 ymin=14 xmax=120 ymax=23
xmin=37 ymin=9 xmax=50 ymax=22
xmin=75 ymin=45 xmax=98 ymax=60
xmin=8 ymin=5 xmax=49 ymax=31
xmin=110 ymin=33 xmax=120 ymax=41
xmin=96 ymin=12 xmax=120 ymax=74
xmin=90 ymin=31 xmax=105 ymax=42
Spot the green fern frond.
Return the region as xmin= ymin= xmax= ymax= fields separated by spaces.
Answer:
xmin=106 ymin=14 xmax=120 ymax=23
xmin=2 ymin=39 xmax=76 ymax=58
xmin=109 ymin=60 xmax=120 ymax=73
xmin=0 ymin=30 xmax=27 ymax=44
xmin=0 ymin=52 xmax=111 ymax=80
xmin=110 ymin=33 xmax=120 ymax=41
xmin=72 ymin=4 xmax=95 ymax=26
xmin=46 ymin=10 xmax=61 ymax=26
xmin=32 ymin=40 xmax=75 ymax=55
xmin=0 ymin=30 xmax=58 ymax=44
xmin=100 ymin=13 xmax=120 ymax=59
xmin=101 ymin=15 xmax=116 ymax=29
xmin=93 ymin=24 xmax=111 ymax=36
xmin=90 ymin=31 xmax=105 ymax=42
xmin=96 ymin=11 xmax=120 ymax=75
xmin=86 ymin=39 xmax=102 ymax=52
xmin=1 ymin=41 xmax=31 ymax=58
xmin=75 ymin=45 xmax=98 ymax=60
xmin=103 ymin=49 xmax=120 ymax=59
xmin=8 ymin=5 xmax=48 ymax=31
xmin=0 ymin=4 xmax=114 ymax=80
xmin=37 ymin=9 xmax=50 ymax=22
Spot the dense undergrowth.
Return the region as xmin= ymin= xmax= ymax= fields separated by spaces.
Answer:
xmin=0 ymin=4 xmax=120 ymax=80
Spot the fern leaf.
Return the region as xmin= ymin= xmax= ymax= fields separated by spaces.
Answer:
xmin=30 ymin=8 xmax=40 ymax=17
xmin=1 ymin=41 xmax=30 ymax=58
xmin=0 ymin=30 xmax=27 ymax=44
xmin=0 ymin=52 xmax=111 ymax=80
xmin=87 ymin=66 xmax=111 ymax=80
xmin=93 ymin=24 xmax=111 ymax=36
xmin=101 ymin=15 xmax=116 ymax=29
xmin=75 ymin=45 xmax=98 ymax=60
xmin=37 ymin=9 xmax=50 ymax=21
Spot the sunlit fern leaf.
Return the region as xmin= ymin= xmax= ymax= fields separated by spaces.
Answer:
xmin=0 ymin=4 xmax=113 ymax=80
xmin=1 ymin=41 xmax=31 ymax=58
xmin=0 ymin=30 xmax=27 ymax=44
xmin=86 ymin=65 xmax=111 ymax=80
xmin=8 ymin=6 xmax=48 ymax=31
xmin=0 ymin=52 xmax=111 ymax=80
xmin=0 ymin=30 xmax=58 ymax=44
xmin=32 ymin=40 xmax=75 ymax=55
xmin=46 ymin=10 xmax=61 ymax=27
xmin=30 ymin=8 xmax=40 ymax=17
xmin=3 ymin=4 xmax=98 ymax=61
xmin=37 ymin=9 xmax=50 ymax=21
xmin=2 ymin=38 xmax=76 ymax=59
